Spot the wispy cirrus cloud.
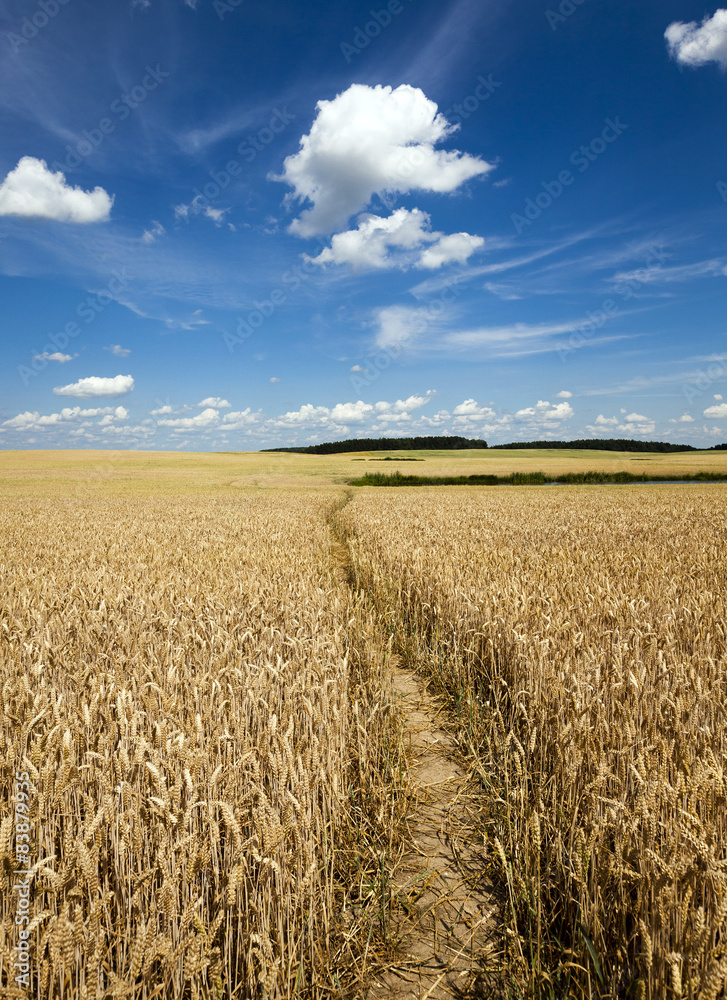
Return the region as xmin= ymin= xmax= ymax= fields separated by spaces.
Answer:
xmin=407 ymin=227 xmax=612 ymax=299
xmin=580 ymin=356 xmax=727 ymax=397
xmin=34 ymin=351 xmax=75 ymax=363
xmin=610 ymin=257 xmax=727 ymax=287
xmin=373 ymin=309 xmax=635 ymax=358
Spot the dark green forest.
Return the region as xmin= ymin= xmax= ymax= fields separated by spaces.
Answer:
xmin=261 ymin=436 xmax=726 ymax=455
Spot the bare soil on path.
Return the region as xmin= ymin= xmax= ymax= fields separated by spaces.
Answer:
xmin=364 ymin=665 xmax=500 ymax=1000
xmin=330 ymin=502 xmax=500 ymax=999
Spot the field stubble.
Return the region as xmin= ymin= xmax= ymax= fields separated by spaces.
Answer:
xmin=340 ymin=485 xmax=727 ymax=998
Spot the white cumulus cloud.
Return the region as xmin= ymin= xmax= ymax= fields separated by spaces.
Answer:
xmin=198 ymin=397 xmax=231 ymax=408
xmin=704 ymin=402 xmax=727 ymax=417
xmin=3 ymin=406 xmax=127 ymax=430
xmin=665 ymin=9 xmax=727 ymax=68
xmin=416 ymin=232 xmax=484 ymax=269
xmin=515 ymin=400 xmax=574 ymax=422
xmin=278 ymin=83 xmax=493 ymax=236
xmin=275 ymin=404 xmax=331 ymax=426
xmin=310 ymin=208 xmax=435 ymax=269
xmin=270 ymin=394 xmax=434 ymax=432
xmin=221 ymin=409 xmax=260 ymax=430
xmin=376 ymin=393 xmax=434 ymax=414
xmin=588 ymin=412 xmax=656 ymax=434
xmin=308 ymin=207 xmax=483 ymax=271
xmin=452 ymin=399 xmax=496 ymax=418
xmin=625 ymin=412 xmax=651 ymax=423
xmin=329 ymin=401 xmax=375 ymax=423
xmin=53 ymin=375 xmax=134 ymax=398
xmin=105 ymin=344 xmax=131 ymax=357
xmin=555 ymin=390 xmax=573 ymax=399
xmin=0 ymin=157 xmax=113 ymax=223
xmin=158 ymin=407 xmax=220 ymax=429
xmin=2 ymin=411 xmax=60 ymax=430
xmin=448 ymin=397 xmax=578 ymax=437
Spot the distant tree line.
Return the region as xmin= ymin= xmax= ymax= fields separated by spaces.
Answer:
xmin=261 ymin=435 xmax=489 ymax=454
xmin=491 ymin=439 xmax=698 ymax=453
xmin=261 ymin=436 xmax=727 ymax=455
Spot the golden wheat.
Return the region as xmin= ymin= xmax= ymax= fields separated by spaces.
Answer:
xmin=341 ymin=484 xmax=727 ymax=999
xmin=0 ymin=491 xmax=404 ymax=999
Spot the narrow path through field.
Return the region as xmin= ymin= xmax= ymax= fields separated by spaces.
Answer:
xmin=365 ymin=665 xmax=499 ymax=1000
xmin=330 ymin=494 xmax=500 ymax=999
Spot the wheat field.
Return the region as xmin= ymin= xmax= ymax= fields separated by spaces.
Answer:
xmin=0 ymin=491 xmax=404 ymax=999
xmin=2 ymin=451 xmax=727 ymax=999
xmin=3 ymin=448 xmax=727 ymax=498
xmin=340 ymin=485 xmax=727 ymax=999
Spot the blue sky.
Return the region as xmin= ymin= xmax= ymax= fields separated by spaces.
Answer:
xmin=1 ymin=0 xmax=726 ymax=450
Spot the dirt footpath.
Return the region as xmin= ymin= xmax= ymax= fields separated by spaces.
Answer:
xmin=367 ymin=665 xmax=499 ymax=1000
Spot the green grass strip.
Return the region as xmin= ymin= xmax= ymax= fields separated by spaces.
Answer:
xmin=349 ymin=470 xmax=727 ymax=487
